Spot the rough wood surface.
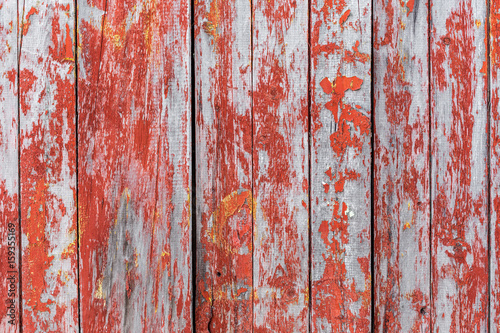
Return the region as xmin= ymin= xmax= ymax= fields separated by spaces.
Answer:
xmin=19 ymin=0 xmax=78 ymax=331
xmin=194 ymin=0 xmax=253 ymax=332
xmin=310 ymin=0 xmax=372 ymax=331
xmin=77 ymin=0 xmax=192 ymax=331
xmin=0 ymin=1 xmax=20 ymax=331
xmin=252 ymin=0 xmax=310 ymax=331
xmin=2 ymin=0 xmax=500 ymax=331
xmin=373 ymin=0 xmax=431 ymax=331
xmin=430 ymin=0 xmax=489 ymax=331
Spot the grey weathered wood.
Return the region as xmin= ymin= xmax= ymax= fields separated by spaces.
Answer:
xmin=77 ymin=0 xmax=192 ymax=331
xmin=0 ymin=1 xmax=20 ymax=331
xmin=18 ymin=0 xmax=78 ymax=330
xmin=195 ymin=0 xmax=252 ymax=332
xmin=373 ymin=0 xmax=431 ymax=331
xmin=310 ymin=0 xmax=372 ymax=331
xmin=430 ymin=0 xmax=488 ymax=331
xmin=194 ymin=0 xmax=253 ymax=331
xmin=252 ymin=1 xmax=310 ymax=331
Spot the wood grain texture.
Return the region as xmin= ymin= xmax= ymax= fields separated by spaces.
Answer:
xmin=19 ymin=0 xmax=78 ymax=331
xmin=252 ymin=0 xmax=309 ymax=331
xmin=430 ymin=0 xmax=489 ymax=331
xmin=310 ymin=0 xmax=372 ymax=331
xmin=3 ymin=2 xmax=500 ymax=332
xmin=78 ymin=0 xmax=192 ymax=331
xmin=0 ymin=1 xmax=20 ymax=331
xmin=373 ymin=0 xmax=430 ymax=331
xmin=491 ymin=0 xmax=500 ymax=331
xmin=194 ymin=0 xmax=253 ymax=331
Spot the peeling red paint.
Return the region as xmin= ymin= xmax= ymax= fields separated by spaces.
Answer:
xmin=490 ymin=0 xmax=500 ymax=329
xmin=79 ymin=0 xmax=192 ymax=331
xmin=23 ymin=181 xmax=55 ymax=314
xmin=321 ymin=76 xmax=363 ymax=122
xmin=340 ymin=9 xmax=351 ymax=26
xmin=252 ymin=0 xmax=309 ymax=330
xmin=5 ymin=0 xmax=500 ymax=331
xmin=311 ymin=0 xmax=371 ymax=331
xmin=0 ymin=2 xmax=20 ymax=330
xmin=373 ymin=0 xmax=430 ymax=330
xmin=195 ymin=0 xmax=253 ymax=331
xmin=198 ymin=191 xmax=253 ymax=332
xmin=325 ymin=167 xmax=333 ymax=181
xmin=19 ymin=2 xmax=78 ymax=330
xmin=21 ymin=7 xmax=38 ymax=36
xmin=0 ymin=182 xmax=19 ymax=331
xmin=406 ymin=0 xmax=414 ymax=16
xmin=431 ymin=1 xmax=488 ymax=332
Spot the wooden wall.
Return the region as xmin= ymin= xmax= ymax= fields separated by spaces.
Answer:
xmin=1 ymin=0 xmax=500 ymax=332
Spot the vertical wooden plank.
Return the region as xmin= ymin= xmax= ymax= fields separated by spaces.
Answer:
xmin=491 ymin=0 xmax=500 ymax=331
xmin=252 ymin=0 xmax=309 ymax=331
xmin=78 ymin=0 xmax=192 ymax=331
xmin=310 ymin=0 xmax=371 ymax=331
xmin=194 ymin=0 xmax=253 ymax=331
xmin=430 ymin=0 xmax=489 ymax=331
xmin=18 ymin=0 xmax=78 ymax=330
xmin=0 ymin=0 xmax=20 ymax=331
xmin=373 ymin=0 xmax=431 ymax=331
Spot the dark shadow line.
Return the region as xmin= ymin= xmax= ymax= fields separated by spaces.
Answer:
xmin=190 ymin=0 xmax=197 ymax=330
xmin=17 ymin=0 xmax=25 ymax=331
xmin=370 ymin=0 xmax=375 ymax=331
xmin=428 ymin=0 xmax=433 ymax=331
xmin=487 ymin=0 xmax=492 ymax=331
xmin=250 ymin=0 xmax=255 ymax=331
xmin=74 ymin=1 xmax=81 ymax=332
xmin=307 ymin=0 xmax=313 ymax=331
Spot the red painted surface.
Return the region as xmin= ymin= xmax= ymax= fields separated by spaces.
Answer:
xmin=373 ymin=0 xmax=431 ymax=331
xmin=0 ymin=2 xmax=19 ymax=331
xmin=252 ymin=0 xmax=309 ymax=331
xmin=19 ymin=1 xmax=78 ymax=331
xmin=310 ymin=0 xmax=372 ymax=331
xmin=1 ymin=0 xmax=499 ymax=331
xmin=78 ymin=0 xmax=191 ymax=331
xmin=431 ymin=1 xmax=488 ymax=332
xmin=194 ymin=0 xmax=253 ymax=331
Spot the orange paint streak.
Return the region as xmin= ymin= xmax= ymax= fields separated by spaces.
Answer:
xmin=208 ymin=190 xmax=252 ymax=250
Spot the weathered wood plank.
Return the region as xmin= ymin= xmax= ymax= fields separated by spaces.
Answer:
xmin=0 ymin=1 xmax=20 ymax=331
xmin=18 ymin=0 xmax=78 ymax=331
xmin=310 ymin=0 xmax=371 ymax=331
xmin=430 ymin=0 xmax=488 ymax=331
xmin=78 ymin=0 xmax=192 ymax=331
xmin=194 ymin=0 xmax=253 ymax=331
xmin=373 ymin=0 xmax=430 ymax=331
xmin=491 ymin=0 xmax=500 ymax=331
xmin=252 ymin=0 xmax=309 ymax=331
